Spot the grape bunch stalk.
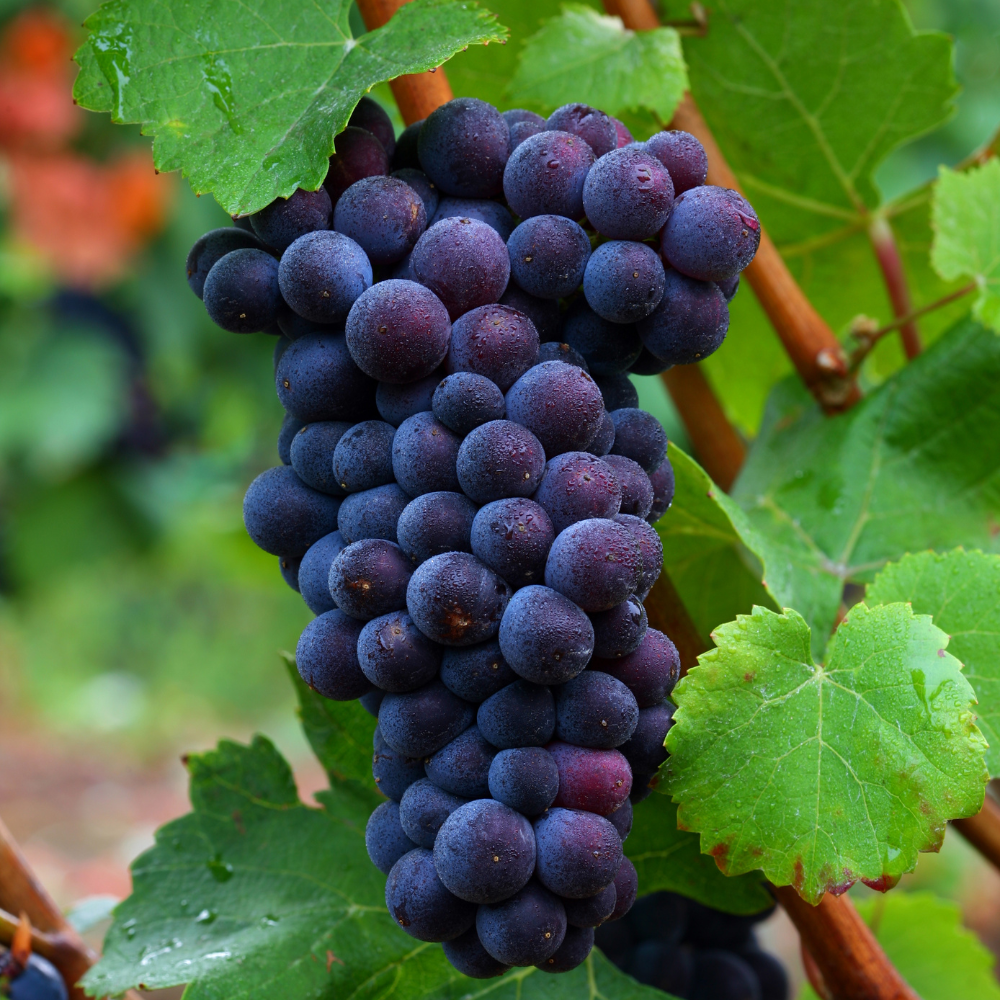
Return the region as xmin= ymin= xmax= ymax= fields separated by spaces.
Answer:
xmin=185 ymin=94 xmax=760 ymax=978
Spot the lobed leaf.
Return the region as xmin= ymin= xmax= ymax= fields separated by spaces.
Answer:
xmin=666 ymin=603 xmax=987 ymax=904
xmin=931 ymin=161 xmax=1000 ymax=331
xmin=72 ymin=0 xmax=506 ymax=215
xmin=867 ymin=549 xmax=1000 ymax=777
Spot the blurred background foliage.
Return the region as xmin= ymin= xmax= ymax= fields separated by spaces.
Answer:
xmin=0 ymin=0 xmax=996 ymax=771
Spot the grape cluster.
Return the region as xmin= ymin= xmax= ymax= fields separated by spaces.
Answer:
xmin=187 ymin=94 xmax=759 ymax=977
xmin=595 ymin=892 xmax=788 ymax=1000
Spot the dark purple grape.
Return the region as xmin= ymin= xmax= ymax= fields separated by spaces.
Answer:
xmin=407 ymin=551 xmax=512 ymax=646
xmin=329 ymin=538 xmax=413 ymax=619
xmin=358 ymin=610 xmax=442 ymax=692
xmin=278 ymin=231 xmax=372 ymax=324
xmin=399 ymin=778 xmax=468 ymax=848
xmin=373 ymin=725 xmax=425 ymax=800
xmin=186 ymin=227 xmax=266 ymax=299
xmin=503 ymin=130 xmax=595 ymax=221
xmin=426 ymin=724 xmax=497 ymax=798
xmin=546 ymin=103 xmax=617 ymax=157
xmin=456 ymin=420 xmax=547 ymax=505
xmin=366 ymin=800 xmax=417 ymax=874
xmin=275 ymin=332 xmax=376 ymax=423
xmin=499 ymin=585 xmax=594 ymax=684
xmin=392 ymin=120 xmax=423 ymax=170
xmin=434 ymin=799 xmax=536 ymax=904
xmin=608 ymin=858 xmax=637 ymax=922
xmin=740 ymin=949 xmax=789 ymax=1000
xmin=563 ymin=886 xmax=617 ymax=931
xmin=544 ymin=518 xmax=641 ymax=612
xmin=637 ymin=267 xmax=731 ymax=364
xmin=507 ymin=215 xmax=591 ymax=299
xmin=297 ymin=530 xmax=346 ymax=614
xmin=718 ymin=273 xmax=741 ymax=301
xmin=583 ymin=241 xmax=666 ymax=324
xmin=506 ymin=361 xmax=605 ymax=457
xmin=478 ymin=680 xmax=555 ymax=749
xmin=347 ymin=281 xmax=450 ymax=383
xmin=509 ymin=118 xmax=545 ymax=150
xmin=554 ymin=671 xmax=639 ymax=748
xmin=611 ymin=117 xmax=634 ymax=148
xmin=279 ymin=554 xmax=301 ymax=591
xmin=385 ymin=848 xmax=476 ymax=942
xmin=614 ymin=512 xmax=663 ymax=599
xmin=289 ymin=421 xmax=351 ymax=493
xmin=628 ymin=940 xmax=695 ymax=993
xmin=563 ymin=301 xmax=642 ymax=376
xmin=603 ymin=455 xmax=654 ymax=518
xmin=583 ymin=147 xmax=673 ymax=242
xmin=376 ymin=370 xmax=442 ymax=427
xmin=396 ymin=491 xmax=477 ymax=565
xmin=411 ymin=217 xmax=510 ymax=320
xmin=549 ymin=741 xmax=632 ymax=815
xmin=503 ymin=108 xmax=545 ymax=128
xmin=418 ymin=98 xmax=510 ymax=198
xmin=295 ymin=609 xmax=370 ymax=699
xmin=334 ymin=176 xmax=427 ymax=265
xmin=538 ymin=924 xmax=594 ymax=972
xmin=443 ymin=928 xmax=511 ymax=979
xmin=537 ymin=341 xmax=589 ymax=370
xmin=499 ymin=284 xmax=563 ymax=342
xmin=439 ymin=641 xmax=517 ymax=703
xmin=534 ymin=808 xmax=622 ymax=898
xmin=360 ymin=688 xmax=384 ymax=716
xmin=619 ymin=702 xmax=674 ymax=775
xmin=276 ymin=301 xmax=338 ymax=341
xmin=646 ymin=455 xmax=675 ymax=523
xmin=476 ymin=882 xmax=567 ymax=965
xmin=629 ymin=347 xmax=672 ymax=376
xmin=6 ymin=954 xmax=67 ymax=1000
xmin=330 ymin=420 xmax=395 ymax=492
xmin=532 ymin=452 xmax=622 ymax=534
xmin=590 ymin=595 xmax=647 ymax=659
xmin=685 ymin=901 xmax=767 ymax=949
xmin=630 ymin=771 xmax=656 ymax=803
xmin=447 ymin=303 xmax=539 ymax=392
xmin=470 ymin=497 xmax=555 ymax=589
xmin=325 ymin=126 xmax=389 ymax=205
xmin=432 ymin=372 xmax=506 ymax=434
xmin=243 ymin=466 xmax=341 ymax=556
xmin=232 ymin=215 xmax=254 ymax=231
xmin=337 ymin=483 xmax=409 ymax=544
xmin=607 ymin=797 xmax=633 ymax=842
xmin=488 ymin=746 xmax=559 ymax=816
xmin=645 ymin=130 xmax=708 ymax=194
xmin=591 ymin=411 xmax=615 ymax=456
xmin=392 ymin=412 xmax=462 ymax=497
xmin=392 ymin=167 xmax=439 ymax=219
xmin=598 ymin=626 xmax=679 ymax=706
xmin=250 ymin=187 xmax=331 ymax=252
xmin=431 ymin=197 xmax=515 ymax=241
xmin=379 ymin=679 xmax=475 ymax=757
xmin=661 ymin=186 xmax=761 ymax=281
xmin=690 ymin=951 xmax=761 ymax=1000
xmin=278 ymin=412 xmax=304 ymax=465
xmin=203 ymin=249 xmax=281 ymax=333
xmin=349 ymin=95 xmax=396 ymax=160
xmin=609 ymin=408 xmax=667 ymax=472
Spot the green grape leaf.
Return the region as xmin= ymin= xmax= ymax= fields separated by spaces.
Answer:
xmin=730 ymin=318 xmax=1000 ymax=659
xmin=505 ymin=4 xmax=686 ymax=123
xmin=800 ymin=892 xmax=1000 ymax=1000
xmin=655 ymin=444 xmax=777 ymax=643
xmin=626 ymin=792 xmax=771 ymax=915
xmin=72 ymin=0 xmax=506 ymax=216
xmin=84 ymin=736 xmax=673 ymax=1000
xmin=931 ymin=161 xmax=1000 ymax=331
xmin=866 ymin=549 xmax=1000 ymax=778
xmin=666 ymin=603 xmax=987 ymax=905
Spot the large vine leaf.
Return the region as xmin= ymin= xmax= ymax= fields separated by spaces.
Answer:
xmin=801 ymin=892 xmax=1000 ymax=1000
xmin=665 ymin=603 xmax=987 ymax=905
xmin=867 ymin=549 xmax=1000 ymax=778
xmin=72 ymin=0 xmax=506 ymax=215
xmin=931 ymin=161 xmax=1000 ymax=331
xmin=84 ymin=736 xmax=673 ymax=1000
xmin=730 ymin=318 xmax=1000 ymax=658
xmin=505 ymin=5 xmax=686 ymax=124
xmin=626 ymin=793 xmax=771 ymax=915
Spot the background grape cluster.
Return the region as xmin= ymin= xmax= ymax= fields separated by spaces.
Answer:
xmin=184 ymin=94 xmax=761 ymax=980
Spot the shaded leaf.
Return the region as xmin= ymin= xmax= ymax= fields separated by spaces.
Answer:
xmin=666 ymin=603 xmax=986 ymax=904
xmin=73 ymin=0 xmax=506 ymax=215
xmin=867 ymin=549 xmax=1000 ymax=777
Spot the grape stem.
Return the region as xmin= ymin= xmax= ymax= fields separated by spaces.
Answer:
xmin=867 ymin=217 xmax=922 ymax=360
xmin=952 ymin=793 xmax=1000 ymax=875
xmin=641 ymin=569 xmax=707 ymax=675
